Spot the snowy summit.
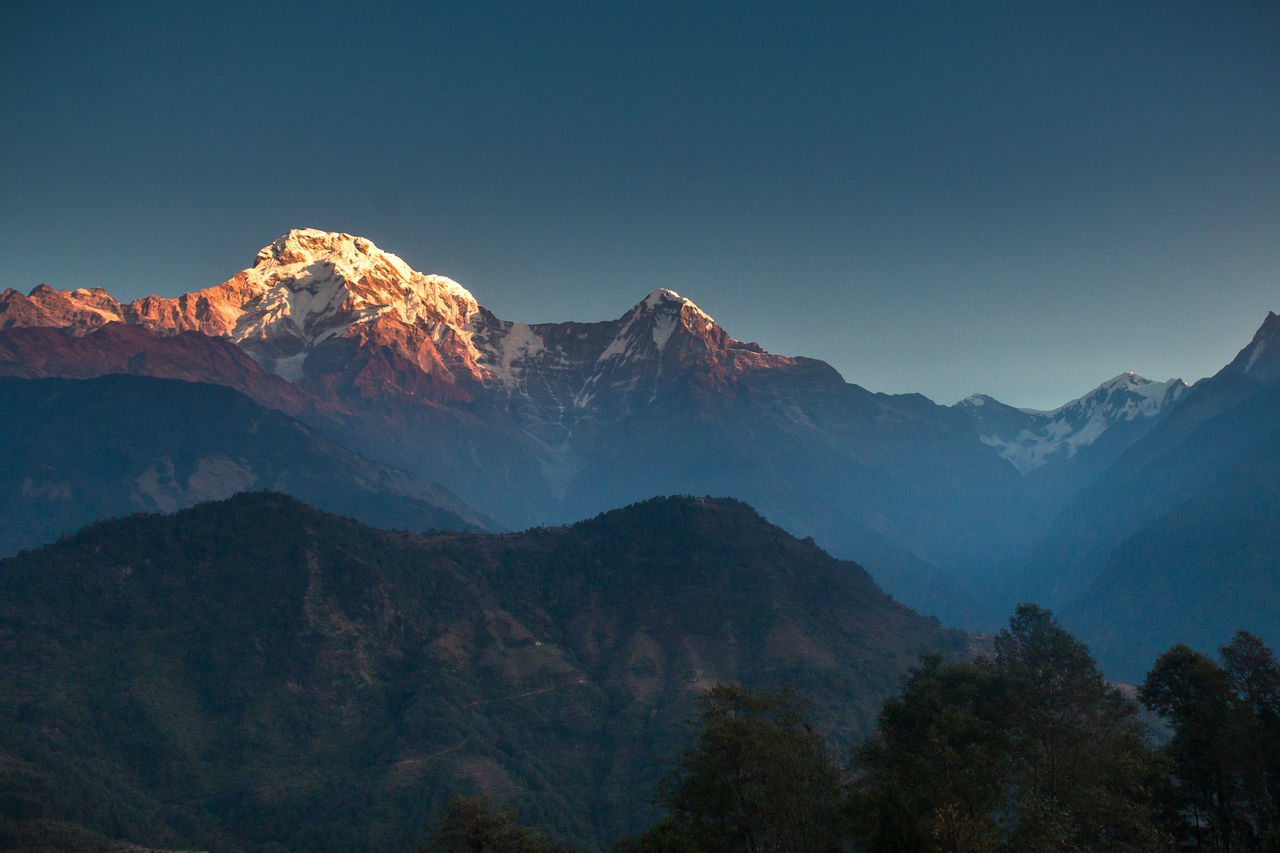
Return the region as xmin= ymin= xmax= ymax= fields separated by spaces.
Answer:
xmin=960 ymin=372 xmax=1189 ymax=475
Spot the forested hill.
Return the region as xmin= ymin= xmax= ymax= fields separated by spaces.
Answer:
xmin=0 ymin=492 xmax=963 ymax=851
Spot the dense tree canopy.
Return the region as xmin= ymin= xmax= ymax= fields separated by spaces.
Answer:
xmin=652 ymin=684 xmax=844 ymax=852
xmin=851 ymin=604 xmax=1170 ymax=852
xmin=417 ymin=796 xmax=575 ymax=853
xmin=1142 ymin=631 xmax=1280 ymax=851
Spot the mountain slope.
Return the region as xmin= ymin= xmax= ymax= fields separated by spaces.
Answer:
xmin=990 ymin=313 xmax=1280 ymax=677
xmin=0 ymin=375 xmax=493 ymax=556
xmin=0 ymin=492 xmax=963 ymax=851
xmin=1064 ymin=423 xmax=1280 ymax=680
xmin=0 ymin=321 xmax=314 ymax=414
xmin=1009 ymin=333 xmax=1280 ymax=613
xmin=0 ymin=230 xmax=1031 ymax=625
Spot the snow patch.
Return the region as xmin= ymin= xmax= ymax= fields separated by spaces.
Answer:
xmin=1245 ymin=337 xmax=1268 ymax=373
xmin=651 ymin=313 xmax=677 ymax=351
xmin=643 ymin=288 xmax=682 ymax=310
xmin=977 ymin=374 xmax=1187 ymax=475
xmin=597 ymin=314 xmax=639 ymax=362
xmin=273 ymin=352 xmax=309 ymax=382
xmin=487 ymin=322 xmax=547 ymax=385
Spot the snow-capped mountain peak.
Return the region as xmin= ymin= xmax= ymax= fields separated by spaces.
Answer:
xmin=591 ymin=288 xmax=722 ymax=364
xmin=959 ymin=372 xmax=1189 ymax=475
xmin=635 ymin=287 xmax=716 ymax=327
xmin=1056 ymin=372 xmax=1187 ymax=419
xmin=639 ymin=287 xmax=694 ymax=311
xmin=237 ymin=228 xmax=480 ymax=343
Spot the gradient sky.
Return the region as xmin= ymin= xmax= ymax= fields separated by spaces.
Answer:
xmin=3 ymin=1 xmax=1277 ymax=409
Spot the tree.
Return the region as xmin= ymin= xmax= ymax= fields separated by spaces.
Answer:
xmin=851 ymin=604 xmax=1171 ymax=852
xmin=1143 ymin=631 xmax=1280 ymax=850
xmin=1219 ymin=632 xmax=1280 ymax=848
xmin=655 ymin=684 xmax=845 ymax=852
xmin=418 ymin=796 xmax=577 ymax=853
xmin=849 ymin=655 xmax=1010 ymax=852
xmin=610 ymin=818 xmax=701 ymax=853
xmin=992 ymin=604 xmax=1169 ymax=852
xmin=1142 ymin=643 xmax=1234 ymax=848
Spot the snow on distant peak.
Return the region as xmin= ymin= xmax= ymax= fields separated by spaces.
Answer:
xmin=231 ymin=229 xmax=480 ymax=347
xmin=639 ymin=288 xmax=713 ymax=320
xmin=1073 ymin=372 xmax=1188 ymax=420
xmin=592 ymin=288 xmax=719 ymax=363
xmin=972 ymin=373 xmax=1188 ymax=475
xmin=642 ymin=288 xmax=687 ymax=310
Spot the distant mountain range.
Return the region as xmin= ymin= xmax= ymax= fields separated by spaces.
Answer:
xmin=0 ymin=492 xmax=962 ymax=851
xmin=2 ymin=228 xmax=1274 ymax=677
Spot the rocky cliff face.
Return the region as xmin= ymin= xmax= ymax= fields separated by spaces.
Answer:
xmin=0 ymin=284 xmax=127 ymax=332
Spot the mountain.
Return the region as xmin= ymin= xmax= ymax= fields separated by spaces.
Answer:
xmin=0 ymin=229 xmax=1031 ymax=624
xmin=1066 ymin=422 xmax=1280 ymax=680
xmin=951 ymin=373 xmax=1191 ymax=570
xmin=0 ymin=320 xmax=314 ymax=415
xmin=957 ymin=372 xmax=1188 ymax=477
xmin=10 ymin=229 xmax=1276 ymax=642
xmin=0 ymin=374 xmax=494 ymax=557
xmin=0 ymin=491 xmax=964 ymax=851
xmin=2 ymin=231 xmax=804 ymax=400
xmin=993 ymin=315 xmax=1280 ymax=676
xmin=1220 ymin=309 xmax=1280 ymax=382
xmin=6 ymin=227 xmax=1280 ymax=684
xmin=1014 ymin=369 xmax=1280 ymax=608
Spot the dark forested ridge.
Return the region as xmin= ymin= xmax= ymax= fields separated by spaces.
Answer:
xmin=0 ymin=492 xmax=962 ymax=851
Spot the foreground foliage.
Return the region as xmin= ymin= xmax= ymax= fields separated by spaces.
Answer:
xmin=654 ymin=685 xmax=844 ymax=852
xmin=851 ymin=604 xmax=1171 ymax=852
xmin=603 ymin=606 xmax=1279 ymax=851
xmin=417 ymin=796 xmax=575 ymax=853
xmin=1142 ymin=631 xmax=1280 ymax=851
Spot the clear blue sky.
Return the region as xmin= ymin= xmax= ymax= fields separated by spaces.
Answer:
xmin=3 ymin=0 xmax=1277 ymax=409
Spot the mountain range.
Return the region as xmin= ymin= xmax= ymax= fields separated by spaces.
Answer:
xmin=2 ymin=228 xmax=1275 ymax=677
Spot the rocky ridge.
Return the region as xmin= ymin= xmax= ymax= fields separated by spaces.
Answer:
xmin=957 ymin=372 xmax=1188 ymax=475
xmin=1 ymin=229 xmax=813 ymax=416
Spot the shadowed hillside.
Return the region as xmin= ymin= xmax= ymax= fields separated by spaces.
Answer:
xmin=0 ymin=492 xmax=963 ymax=851
xmin=0 ymin=374 xmax=494 ymax=557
